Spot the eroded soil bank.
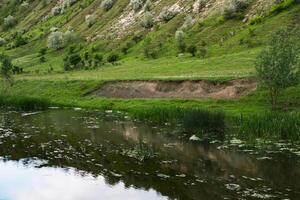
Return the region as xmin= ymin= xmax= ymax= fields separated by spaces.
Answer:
xmin=92 ymin=78 xmax=257 ymax=99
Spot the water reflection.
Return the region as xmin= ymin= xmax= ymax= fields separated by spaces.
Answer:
xmin=0 ymin=159 xmax=166 ymax=200
xmin=0 ymin=109 xmax=299 ymax=200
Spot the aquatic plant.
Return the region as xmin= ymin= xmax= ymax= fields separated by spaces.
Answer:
xmin=122 ymin=142 xmax=156 ymax=161
xmin=130 ymin=107 xmax=225 ymax=134
xmin=0 ymin=95 xmax=50 ymax=110
xmin=236 ymin=112 xmax=300 ymax=140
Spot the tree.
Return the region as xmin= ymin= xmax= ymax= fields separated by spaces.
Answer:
xmin=255 ymin=28 xmax=300 ymax=109
xmin=0 ymin=54 xmax=13 ymax=86
xmin=48 ymin=31 xmax=64 ymax=50
xmin=175 ymin=30 xmax=186 ymax=53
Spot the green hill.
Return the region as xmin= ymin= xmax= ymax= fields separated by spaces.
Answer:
xmin=0 ymin=0 xmax=299 ymax=114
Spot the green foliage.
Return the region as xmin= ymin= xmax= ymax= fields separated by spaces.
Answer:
xmin=131 ymin=106 xmax=225 ymax=134
xmin=47 ymin=31 xmax=64 ymax=50
xmin=141 ymin=11 xmax=154 ymax=29
xmin=159 ymin=6 xmax=177 ymax=22
xmin=0 ymin=54 xmax=13 ymax=86
xmin=143 ymin=37 xmax=160 ymax=59
xmin=269 ymin=0 xmax=298 ymax=15
xmin=130 ymin=0 xmax=146 ymax=12
xmin=122 ymin=142 xmax=155 ymax=161
xmin=101 ymin=0 xmax=115 ymax=11
xmin=3 ymin=15 xmax=17 ymax=29
xmin=85 ymin=14 xmax=96 ymax=28
xmin=255 ymin=28 xmax=300 ymax=109
xmin=0 ymin=38 xmax=7 ymax=46
xmin=0 ymin=95 xmax=49 ymax=111
xmin=187 ymin=45 xmax=197 ymax=57
xmin=223 ymin=0 xmax=252 ymax=19
xmin=107 ymin=52 xmax=119 ymax=63
xmin=64 ymin=53 xmax=83 ymax=71
xmin=175 ymin=30 xmax=186 ymax=53
xmin=236 ymin=112 xmax=300 ymax=140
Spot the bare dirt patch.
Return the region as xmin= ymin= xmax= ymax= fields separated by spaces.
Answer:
xmin=92 ymin=79 xmax=257 ymax=99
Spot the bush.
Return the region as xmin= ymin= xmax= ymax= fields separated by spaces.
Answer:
xmin=181 ymin=15 xmax=194 ymax=31
xmin=187 ymin=45 xmax=197 ymax=57
xmin=51 ymin=6 xmax=61 ymax=16
xmin=63 ymin=29 xmax=76 ymax=44
xmin=101 ymin=0 xmax=115 ymax=11
xmin=85 ymin=14 xmax=96 ymax=27
xmin=223 ymin=0 xmax=252 ymax=19
xmin=255 ymin=28 xmax=300 ymax=109
xmin=64 ymin=53 xmax=83 ymax=71
xmin=175 ymin=30 xmax=186 ymax=53
xmin=159 ymin=7 xmax=177 ymax=22
xmin=14 ymin=34 xmax=27 ymax=47
xmin=4 ymin=15 xmax=17 ymax=29
xmin=144 ymin=0 xmax=152 ymax=11
xmin=107 ymin=53 xmax=119 ymax=63
xmin=130 ymin=0 xmax=145 ymax=12
xmin=47 ymin=31 xmax=64 ymax=50
xmin=143 ymin=38 xmax=160 ymax=59
xmin=141 ymin=11 xmax=154 ymax=29
xmin=0 ymin=38 xmax=7 ymax=46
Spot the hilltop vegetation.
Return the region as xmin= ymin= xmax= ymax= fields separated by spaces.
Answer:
xmin=0 ymin=0 xmax=299 ymax=114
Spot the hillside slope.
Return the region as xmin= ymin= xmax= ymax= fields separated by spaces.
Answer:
xmin=0 ymin=0 xmax=299 ymax=73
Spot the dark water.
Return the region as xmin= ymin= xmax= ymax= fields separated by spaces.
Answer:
xmin=0 ymin=109 xmax=299 ymax=200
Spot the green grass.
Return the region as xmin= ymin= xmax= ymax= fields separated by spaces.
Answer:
xmin=235 ymin=112 xmax=300 ymax=141
xmin=14 ymin=48 xmax=258 ymax=81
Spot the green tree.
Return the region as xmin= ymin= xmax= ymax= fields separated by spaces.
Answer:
xmin=255 ymin=28 xmax=300 ymax=109
xmin=0 ymin=54 xmax=13 ymax=86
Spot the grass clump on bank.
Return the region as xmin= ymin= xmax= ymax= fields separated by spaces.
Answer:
xmin=0 ymin=95 xmax=49 ymax=110
xmin=130 ymin=106 xmax=226 ymax=135
xmin=236 ymin=112 xmax=300 ymax=141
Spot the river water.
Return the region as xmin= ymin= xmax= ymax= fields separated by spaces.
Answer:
xmin=0 ymin=109 xmax=299 ymax=200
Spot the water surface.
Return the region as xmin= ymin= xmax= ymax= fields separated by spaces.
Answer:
xmin=0 ymin=109 xmax=299 ymax=200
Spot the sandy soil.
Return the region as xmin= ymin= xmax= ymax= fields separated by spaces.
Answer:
xmin=92 ymin=79 xmax=257 ymax=99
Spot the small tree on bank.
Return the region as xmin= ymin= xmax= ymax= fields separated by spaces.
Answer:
xmin=255 ymin=28 xmax=300 ymax=110
xmin=0 ymin=54 xmax=13 ymax=86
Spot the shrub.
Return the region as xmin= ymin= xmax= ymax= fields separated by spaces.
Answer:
xmin=143 ymin=38 xmax=160 ymax=59
xmin=175 ymin=30 xmax=186 ymax=53
xmin=101 ymin=0 xmax=115 ymax=11
xmin=107 ymin=52 xmax=119 ymax=63
xmin=181 ymin=15 xmax=194 ymax=31
xmin=63 ymin=29 xmax=76 ymax=44
xmin=159 ymin=6 xmax=177 ymax=22
xmin=223 ymin=0 xmax=252 ymax=19
xmin=141 ymin=11 xmax=154 ymax=29
xmin=51 ymin=6 xmax=61 ymax=16
xmin=130 ymin=0 xmax=145 ymax=12
xmin=39 ymin=48 xmax=47 ymax=56
xmin=0 ymin=38 xmax=7 ymax=46
xmin=4 ymin=15 xmax=17 ymax=29
xmin=144 ymin=0 xmax=152 ymax=11
xmin=187 ymin=45 xmax=197 ymax=57
xmin=14 ymin=34 xmax=27 ymax=47
xmin=0 ymin=54 xmax=13 ymax=86
xmin=64 ymin=53 xmax=83 ymax=71
xmin=47 ymin=31 xmax=64 ymax=50
xmin=255 ymin=28 xmax=300 ymax=109
xmin=85 ymin=14 xmax=96 ymax=27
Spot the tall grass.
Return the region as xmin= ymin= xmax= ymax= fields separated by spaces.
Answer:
xmin=236 ymin=112 xmax=300 ymax=141
xmin=130 ymin=106 xmax=226 ymax=134
xmin=0 ymin=95 xmax=50 ymax=110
